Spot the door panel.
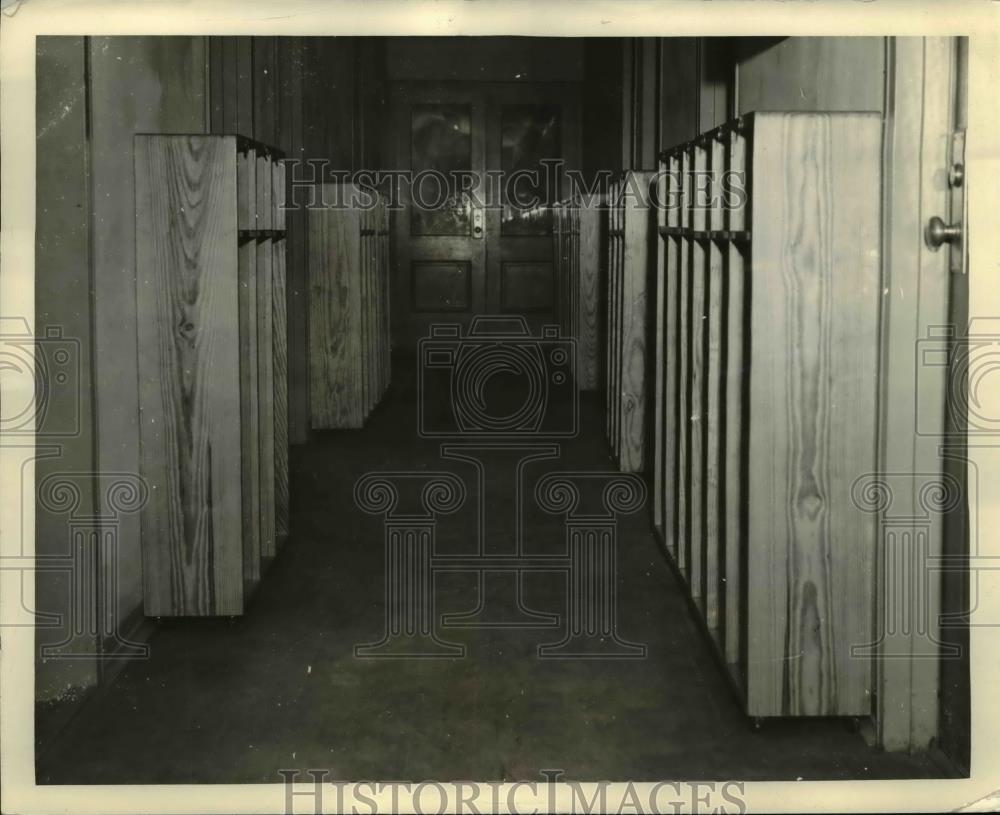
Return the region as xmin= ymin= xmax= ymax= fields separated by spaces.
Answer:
xmin=392 ymin=82 xmax=580 ymax=347
xmin=392 ymin=85 xmax=487 ymax=345
xmin=410 ymin=103 xmax=474 ymax=237
xmin=485 ymin=85 xmax=580 ymax=338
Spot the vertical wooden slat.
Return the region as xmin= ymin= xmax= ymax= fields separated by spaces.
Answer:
xmin=608 ymin=188 xmax=618 ymax=452
xmin=688 ymin=143 xmax=707 ymax=602
xmin=273 ymin=238 xmax=290 ymax=542
xmin=379 ymin=199 xmax=391 ymax=398
xmin=676 ymin=150 xmax=691 ymax=578
xmin=613 ymin=188 xmax=623 ymax=459
xmin=308 ymin=185 xmax=365 ymax=429
xmin=619 ymin=171 xmax=652 ymax=472
xmin=238 ymin=235 xmax=261 ymax=587
xmin=256 ymin=151 xmax=273 ymax=231
xmin=663 ymin=153 xmax=681 ymax=559
xmin=703 ymin=134 xmax=726 ymax=633
xmin=238 ymin=148 xmax=256 ymax=231
xmin=208 ymin=37 xmax=226 ymax=134
xmin=256 ymin=231 xmax=276 ymax=559
xmin=272 ymin=156 xmax=286 ymax=231
xmin=135 ymin=135 xmax=243 ymax=616
xmin=579 ymin=197 xmax=601 ymax=391
xmin=235 ymin=38 xmax=254 ymax=137
xmin=358 ymin=206 xmax=370 ymax=417
xmin=604 ymin=188 xmax=615 ymax=445
xmin=652 ymin=161 xmax=667 ymax=531
xmin=724 ymin=125 xmax=748 ymax=672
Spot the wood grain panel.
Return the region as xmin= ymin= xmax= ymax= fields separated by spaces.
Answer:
xmin=675 ymin=174 xmax=690 ymax=575
xmin=662 ymin=155 xmax=681 ymax=559
xmin=256 ymin=152 xmax=272 ymax=231
xmin=308 ymin=185 xmax=391 ymax=429
xmin=238 ymin=148 xmax=256 ymax=230
xmin=612 ymin=194 xmax=622 ymax=453
xmin=604 ymin=198 xmax=614 ymax=442
xmin=618 ymin=172 xmax=652 ymax=472
xmin=272 ymin=157 xmax=286 ymax=231
xmin=746 ymin=112 xmax=880 ymax=716
xmin=90 ymin=37 xmax=209 ymax=626
xmin=702 ymin=136 xmax=727 ymax=632
xmin=723 ymin=240 xmax=747 ymax=670
xmin=135 ymin=135 xmax=243 ymax=616
xmin=359 ymin=209 xmax=372 ymax=416
xmin=257 ymin=237 xmax=277 ymax=558
xmin=308 ymin=195 xmax=363 ymax=428
xmin=723 ymin=128 xmax=748 ymax=669
xmin=609 ymin=188 xmax=622 ymax=453
xmin=378 ymin=201 xmax=391 ymax=397
xmin=703 ymin=236 xmax=723 ymax=629
xmin=677 ymin=151 xmax=692 ymax=580
xmin=652 ymin=170 xmax=667 ymax=531
xmin=578 ymin=200 xmax=601 ymax=391
xmin=238 ymin=238 xmax=262 ymax=586
xmin=273 ymin=239 xmax=290 ymax=542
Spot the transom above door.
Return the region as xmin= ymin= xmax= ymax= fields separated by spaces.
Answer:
xmin=389 ymin=82 xmax=581 ymax=347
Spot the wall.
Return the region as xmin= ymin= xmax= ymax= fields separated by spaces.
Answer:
xmin=736 ymin=36 xmax=885 ymax=115
xmin=33 ymin=36 xmax=207 ymax=751
xmin=386 ymin=36 xmax=583 ymax=83
xmin=35 ymin=36 xmax=98 ymax=706
xmin=89 ymin=35 xmax=208 ymax=636
xmin=615 ymin=37 xmax=736 ymax=168
xmin=582 ymin=39 xmax=623 ymax=178
xmin=36 ymin=36 xmax=384 ymax=745
xmin=207 ymin=37 xmax=386 ymax=445
xmin=618 ymin=37 xmax=885 ymax=164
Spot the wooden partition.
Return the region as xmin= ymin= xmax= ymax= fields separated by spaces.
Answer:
xmin=553 ymin=194 xmax=601 ymax=390
xmin=308 ymin=184 xmax=391 ymax=429
xmin=135 ymin=134 xmax=289 ymax=616
xmin=604 ymin=172 xmax=655 ymax=472
xmin=652 ymin=112 xmax=882 ymax=717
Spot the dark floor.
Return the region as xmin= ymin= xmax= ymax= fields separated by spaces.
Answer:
xmin=37 ymin=382 xmax=945 ymax=783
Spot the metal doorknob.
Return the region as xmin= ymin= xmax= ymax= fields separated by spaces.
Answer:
xmin=925 ymin=216 xmax=963 ymax=249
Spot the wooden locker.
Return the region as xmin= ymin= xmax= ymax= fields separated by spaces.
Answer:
xmin=653 ymin=112 xmax=881 ymax=717
xmin=135 ymin=134 xmax=289 ymax=616
xmin=308 ymin=183 xmax=391 ymax=429
xmin=603 ymin=172 xmax=654 ymax=473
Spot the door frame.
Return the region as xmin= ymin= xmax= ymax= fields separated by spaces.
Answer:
xmin=875 ymin=35 xmax=967 ymax=755
xmin=387 ymin=80 xmax=582 ymax=348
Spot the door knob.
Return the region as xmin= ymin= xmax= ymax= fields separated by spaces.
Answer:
xmin=925 ymin=216 xmax=963 ymax=250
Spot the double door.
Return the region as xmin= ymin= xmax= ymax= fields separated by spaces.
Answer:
xmin=389 ymin=82 xmax=581 ymax=346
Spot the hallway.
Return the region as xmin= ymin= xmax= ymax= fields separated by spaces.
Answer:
xmin=37 ymin=382 xmax=943 ymax=784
